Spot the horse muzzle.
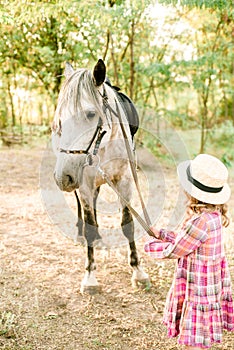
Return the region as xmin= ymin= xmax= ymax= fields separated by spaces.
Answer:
xmin=54 ymin=154 xmax=86 ymax=192
xmin=54 ymin=172 xmax=78 ymax=192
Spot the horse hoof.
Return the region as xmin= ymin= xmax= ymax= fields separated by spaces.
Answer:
xmin=131 ymin=278 xmax=151 ymax=290
xmin=80 ymin=271 xmax=101 ymax=295
xmin=74 ymin=236 xmax=86 ymax=246
xmin=93 ymin=239 xmax=106 ymax=249
xmin=80 ymin=284 xmax=102 ymax=295
xmin=131 ymin=267 xmax=150 ymax=289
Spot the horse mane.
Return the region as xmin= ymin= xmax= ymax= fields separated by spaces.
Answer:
xmin=53 ymin=67 xmax=133 ymax=144
xmin=55 ymin=68 xmax=104 ymax=121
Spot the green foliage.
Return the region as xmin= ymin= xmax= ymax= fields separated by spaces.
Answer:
xmin=158 ymin=0 xmax=233 ymax=10
xmin=0 ymin=0 xmax=233 ymax=156
xmin=142 ymin=130 xmax=173 ymax=163
xmin=210 ymin=121 xmax=234 ymax=165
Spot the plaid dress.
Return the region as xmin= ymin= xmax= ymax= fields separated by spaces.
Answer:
xmin=144 ymin=211 xmax=234 ymax=349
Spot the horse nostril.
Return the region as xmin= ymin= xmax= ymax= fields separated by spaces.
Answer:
xmin=54 ymin=169 xmax=76 ymax=190
xmin=66 ymin=175 xmax=74 ymax=185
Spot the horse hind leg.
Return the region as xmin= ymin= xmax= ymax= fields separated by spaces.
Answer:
xmin=121 ymin=206 xmax=150 ymax=289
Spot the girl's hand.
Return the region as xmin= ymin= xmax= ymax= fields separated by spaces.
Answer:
xmin=150 ymin=226 xmax=160 ymax=239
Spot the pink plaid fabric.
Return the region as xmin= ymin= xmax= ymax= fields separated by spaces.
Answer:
xmin=144 ymin=211 xmax=234 ymax=348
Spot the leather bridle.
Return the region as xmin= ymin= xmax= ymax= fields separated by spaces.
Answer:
xmin=60 ymin=117 xmax=106 ymax=156
xmin=59 ymin=87 xmax=110 ymax=160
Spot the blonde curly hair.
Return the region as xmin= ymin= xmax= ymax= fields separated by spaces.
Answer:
xmin=186 ymin=195 xmax=230 ymax=227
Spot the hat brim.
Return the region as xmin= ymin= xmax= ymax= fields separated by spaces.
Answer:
xmin=177 ymin=160 xmax=231 ymax=205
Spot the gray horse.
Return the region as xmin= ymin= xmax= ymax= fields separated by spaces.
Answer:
xmin=52 ymin=59 xmax=149 ymax=293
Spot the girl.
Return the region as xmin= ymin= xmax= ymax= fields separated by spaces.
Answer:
xmin=144 ymin=154 xmax=234 ymax=349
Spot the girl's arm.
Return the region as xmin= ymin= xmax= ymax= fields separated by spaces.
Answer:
xmin=144 ymin=215 xmax=208 ymax=259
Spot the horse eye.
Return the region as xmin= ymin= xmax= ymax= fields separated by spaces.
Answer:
xmin=86 ymin=110 xmax=96 ymax=119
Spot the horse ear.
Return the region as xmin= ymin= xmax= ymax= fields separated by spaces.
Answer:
xmin=64 ymin=62 xmax=74 ymax=79
xmin=93 ymin=59 xmax=106 ymax=86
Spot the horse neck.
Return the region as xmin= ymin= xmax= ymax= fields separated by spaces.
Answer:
xmin=103 ymin=90 xmax=133 ymax=145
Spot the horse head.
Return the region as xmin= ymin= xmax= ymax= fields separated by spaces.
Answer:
xmin=52 ymin=59 xmax=126 ymax=192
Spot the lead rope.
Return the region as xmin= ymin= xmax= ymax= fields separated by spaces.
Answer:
xmin=114 ymin=100 xmax=152 ymax=226
xmin=101 ymin=93 xmax=156 ymax=238
xmin=97 ymin=166 xmax=156 ymax=237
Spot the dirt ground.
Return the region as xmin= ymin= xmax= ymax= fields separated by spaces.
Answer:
xmin=0 ymin=142 xmax=234 ymax=350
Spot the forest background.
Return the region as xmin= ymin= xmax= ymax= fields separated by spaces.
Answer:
xmin=0 ymin=0 xmax=233 ymax=165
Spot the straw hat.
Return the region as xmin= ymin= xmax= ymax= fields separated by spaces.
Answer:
xmin=177 ymin=154 xmax=231 ymax=205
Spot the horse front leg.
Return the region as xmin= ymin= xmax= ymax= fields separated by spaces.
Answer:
xmin=80 ymin=203 xmax=101 ymax=294
xmin=93 ymin=186 xmax=103 ymax=244
xmin=74 ymin=190 xmax=85 ymax=245
xmin=74 ymin=188 xmax=102 ymax=245
xmin=121 ymin=206 xmax=150 ymax=289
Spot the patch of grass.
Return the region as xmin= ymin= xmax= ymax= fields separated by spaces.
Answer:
xmin=89 ymin=338 xmax=112 ymax=349
xmin=139 ymin=130 xmax=175 ymax=165
xmin=210 ymin=121 xmax=234 ymax=167
xmin=178 ymin=124 xmax=234 ymax=168
xmin=0 ymin=311 xmax=16 ymax=339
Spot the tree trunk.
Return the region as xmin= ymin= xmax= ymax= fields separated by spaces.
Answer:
xmin=7 ymin=80 xmax=16 ymax=127
xmin=199 ymin=102 xmax=208 ymax=154
xmin=200 ymin=117 xmax=205 ymax=154
xmin=110 ymin=33 xmax=119 ymax=86
xmin=129 ymin=18 xmax=135 ymax=100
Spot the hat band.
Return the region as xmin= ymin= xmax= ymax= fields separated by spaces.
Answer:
xmin=186 ymin=166 xmax=223 ymax=194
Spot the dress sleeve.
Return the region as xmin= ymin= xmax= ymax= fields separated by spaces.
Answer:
xmin=144 ymin=215 xmax=208 ymax=259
